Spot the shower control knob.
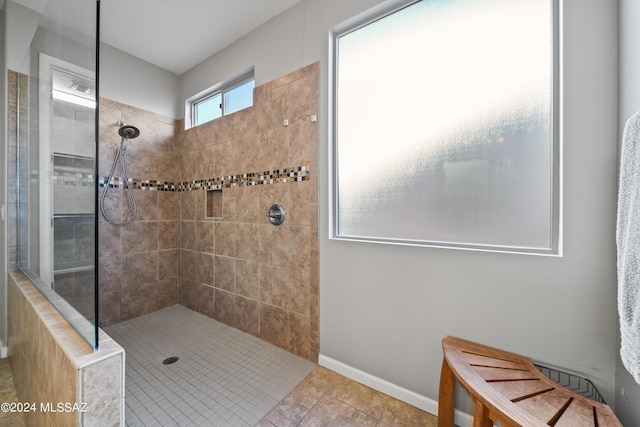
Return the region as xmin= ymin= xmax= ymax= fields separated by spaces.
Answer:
xmin=266 ymin=204 xmax=285 ymax=226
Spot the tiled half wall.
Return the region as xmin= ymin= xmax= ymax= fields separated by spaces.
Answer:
xmin=98 ymin=63 xmax=319 ymax=362
xmin=8 ymin=272 xmax=124 ymax=426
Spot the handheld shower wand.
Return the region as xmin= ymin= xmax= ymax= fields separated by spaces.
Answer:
xmin=99 ymin=121 xmax=140 ymax=226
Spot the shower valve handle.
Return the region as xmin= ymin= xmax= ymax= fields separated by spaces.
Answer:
xmin=266 ymin=205 xmax=285 ymax=226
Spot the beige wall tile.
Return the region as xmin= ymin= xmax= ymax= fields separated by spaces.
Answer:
xmin=98 ymin=222 xmax=121 ymax=258
xmin=235 ymin=260 xmax=259 ymax=299
xmin=158 ymin=121 xmax=177 ymax=152
xmin=194 ymin=191 xmax=207 ymax=221
xmin=287 ymin=267 xmax=310 ymax=316
xmin=181 ymin=150 xmax=200 ymax=182
xmin=222 ymin=185 xmax=237 ymax=221
xmin=284 ymin=226 xmax=310 ymax=271
xmin=122 ymin=252 xmax=158 ymax=285
xmin=214 ymin=256 xmax=235 ymax=292
xmin=180 ymin=220 xmax=197 ymax=251
xmin=159 ymin=220 xmax=180 ymax=249
xmin=80 ymin=354 xmax=123 ymax=426
xmin=121 ymin=221 xmax=158 ymax=255
xmin=158 ymin=153 xmax=182 ymax=182
xmin=196 ymin=252 xmax=214 ymax=286
xmin=93 ymin=64 xmax=319 ymax=362
xmin=214 ymin=289 xmax=235 ymax=325
xmin=132 ymin=191 xmax=158 ymax=222
xmin=289 ymin=312 xmax=310 ymax=360
xmin=258 ymin=224 xmax=287 ymax=267
xmin=99 ymin=290 xmax=121 ymax=327
xmin=158 ymin=278 xmax=179 ymax=308
xmin=287 ymin=180 xmax=312 ymax=226
xmin=260 ymin=303 xmax=290 ymax=351
xmin=121 ymin=281 xmax=158 ymax=320
xmin=180 ymin=191 xmax=197 ymax=220
xmin=179 ymin=280 xmax=214 ymax=317
xmin=236 ymin=223 xmax=259 ymax=261
xmin=236 ymin=133 xmax=262 ymax=172
xmin=98 ymin=256 xmax=122 ymax=294
xmin=234 ymin=296 xmax=260 ymax=337
xmin=214 ymin=222 xmax=237 ymax=257
xmin=261 ymin=264 xmax=289 ymax=309
xmin=260 ymin=127 xmax=289 ymax=169
xmin=235 ymin=186 xmax=261 ymax=224
xmin=159 ymin=249 xmax=180 ymax=278
xmin=180 ymin=250 xmax=198 ymax=282
xmin=195 ymin=221 xmax=214 ymax=253
xmin=159 ymin=192 xmax=180 ymax=221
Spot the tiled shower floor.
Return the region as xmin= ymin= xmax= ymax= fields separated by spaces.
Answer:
xmin=105 ymin=305 xmax=316 ymax=427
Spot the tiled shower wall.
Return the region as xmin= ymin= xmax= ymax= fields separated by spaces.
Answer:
xmin=98 ymin=98 xmax=181 ymax=325
xmin=98 ymin=63 xmax=319 ymax=362
xmin=178 ymin=63 xmax=319 ymax=361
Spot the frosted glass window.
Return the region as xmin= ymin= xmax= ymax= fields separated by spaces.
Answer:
xmin=334 ymin=0 xmax=558 ymax=253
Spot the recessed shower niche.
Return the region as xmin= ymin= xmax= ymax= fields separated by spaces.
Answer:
xmin=206 ymin=189 xmax=223 ymax=219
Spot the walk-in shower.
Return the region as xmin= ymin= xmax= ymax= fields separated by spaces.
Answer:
xmin=99 ymin=121 xmax=140 ymax=225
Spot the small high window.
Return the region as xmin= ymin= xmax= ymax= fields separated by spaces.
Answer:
xmin=188 ymin=71 xmax=255 ymax=128
xmin=194 ymin=93 xmax=222 ymax=125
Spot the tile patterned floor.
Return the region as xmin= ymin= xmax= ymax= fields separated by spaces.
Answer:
xmin=105 ymin=305 xmax=317 ymax=427
xmin=1 ymin=304 xmax=438 ymax=426
xmin=258 ymin=366 xmax=438 ymax=427
xmin=0 ymin=358 xmax=26 ymax=427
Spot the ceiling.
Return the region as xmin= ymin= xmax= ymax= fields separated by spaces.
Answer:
xmin=101 ymin=0 xmax=303 ymax=75
xmin=9 ymin=0 xmax=303 ymax=75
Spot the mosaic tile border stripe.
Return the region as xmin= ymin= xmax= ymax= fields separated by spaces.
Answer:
xmin=98 ymin=166 xmax=311 ymax=192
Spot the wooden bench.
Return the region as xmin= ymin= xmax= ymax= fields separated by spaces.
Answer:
xmin=438 ymin=337 xmax=622 ymax=426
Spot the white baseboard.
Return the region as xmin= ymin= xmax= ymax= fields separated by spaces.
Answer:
xmin=318 ymin=354 xmax=473 ymax=427
xmin=0 ymin=344 xmax=7 ymax=358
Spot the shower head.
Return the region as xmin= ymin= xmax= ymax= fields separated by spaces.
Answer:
xmin=118 ymin=124 xmax=140 ymax=139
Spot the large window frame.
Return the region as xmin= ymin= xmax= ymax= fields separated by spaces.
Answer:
xmin=329 ymin=0 xmax=561 ymax=256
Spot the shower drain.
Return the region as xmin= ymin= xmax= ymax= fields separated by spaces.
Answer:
xmin=162 ymin=356 xmax=179 ymax=365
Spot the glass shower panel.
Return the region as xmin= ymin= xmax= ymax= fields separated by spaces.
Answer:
xmin=17 ymin=0 xmax=99 ymax=348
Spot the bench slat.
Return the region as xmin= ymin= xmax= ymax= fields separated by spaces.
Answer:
xmin=438 ymin=337 xmax=622 ymax=427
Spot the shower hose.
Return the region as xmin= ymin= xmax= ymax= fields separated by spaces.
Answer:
xmin=99 ymin=135 xmax=137 ymax=226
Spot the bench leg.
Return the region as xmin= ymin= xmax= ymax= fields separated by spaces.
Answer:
xmin=438 ymin=357 xmax=456 ymax=427
xmin=473 ymin=398 xmax=492 ymax=427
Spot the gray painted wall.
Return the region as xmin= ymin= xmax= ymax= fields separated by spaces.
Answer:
xmin=3 ymin=1 xmax=179 ymax=119
xmin=100 ymin=44 xmax=179 ymax=119
xmin=4 ymin=1 xmax=41 ymax=72
xmin=180 ymin=0 xmax=621 ymax=413
xmin=615 ymin=0 xmax=640 ymax=425
xmin=333 ymin=0 xmax=620 ymax=406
